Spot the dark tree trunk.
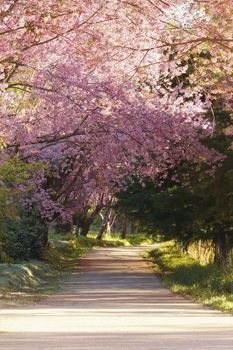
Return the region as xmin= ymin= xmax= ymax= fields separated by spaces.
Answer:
xmin=80 ymin=221 xmax=92 ymax=236
xmin=72 ymin=214 xmax=81 ymax=237
xmin=79 ymin=205 xmax=103 ymax=237
xmin=61 ymin=222 xmax=72 ymax=233
xmin=214 ymin=233 xmax=233 ymax=266
xmin=74 ymin=223 xmax=79 ymax=237
xmin=69 ymin=220 xmax=74 ymax=236
xmin=120 ymin=216 xmax=128 ymax=239
xmin=42 ymin=226 xmax=49 ymax=249
xmin=48 ymin=217 xmax=72 ymax=236
xmin=130 ymin=223 xmax=138 ymax=235
xmin=48 ymin=219 xmax=57 ymax=235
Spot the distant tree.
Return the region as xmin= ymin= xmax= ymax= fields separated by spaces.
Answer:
xmin=116 ymin=105 xmax=233 ymax=264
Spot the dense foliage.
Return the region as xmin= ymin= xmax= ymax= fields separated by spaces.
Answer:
xmin=116 ymin=106 xmax=233 ymax=264
xmin=3 ymin=206 xmax=48 ymax=260
xmin=0 ymin=1 xmax=232 ymax=262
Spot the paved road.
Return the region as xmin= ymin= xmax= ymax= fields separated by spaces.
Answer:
xmin=0 ymin=246 xmax=233 ymax=349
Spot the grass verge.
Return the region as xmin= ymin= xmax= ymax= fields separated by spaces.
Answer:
xmin=0 ymin=240 xmax=86 ymax=306
xmin=72 ymin=233 xmax=127 ymax=248
xmin=145 ymin=241 xmax=233 ymax=314
xmin=0 ymin=232 xmax=157 ymax=306
xmin=51 ymin=231 xmax=158 ymax=248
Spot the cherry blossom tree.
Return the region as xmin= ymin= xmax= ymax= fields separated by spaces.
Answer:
xmin=1 ymin=58 xmax=222 ymax=223
xmin=0 ymin=0 xmax=227 ymax=229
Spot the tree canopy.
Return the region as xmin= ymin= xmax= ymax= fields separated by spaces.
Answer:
xmin=0 ymin=0 xmax=232 ymax=262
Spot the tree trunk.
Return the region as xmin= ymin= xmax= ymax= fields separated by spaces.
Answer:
xmin=72 ymin=198 xmax=105 ymax=238
xmin=214 ymin=233 xmax=233 ymax=266
xmin=97 ymin=212 xmax=106 ymax=240
xmin=55 ymin=219 xmax=72 ymax=234
xmin=72 ymin=214 xmax=81 ymax=237
xmin=106 ymin=213 xmax=117 ymax=237
xmin=80 ymin=205 xmax=103 ymax=237
xmin=74 ymin=223 xmax=80 ymax=237
xmin=42 ymin=226 xmax=49 ymax=249
xmin=130 ymin=222 xmax=138 ymax=235
xmin=48 ymin=219 xmax=57 ymax=234
xmin=69 ymin=220 xmax=74 ymax=237
xmin=80 ymin=221 xmax=92 ymax=236
xmin=120 ymin=215 xmax=128 ymax=239
xmin=97 ymin=208 xmax=116 ymax=240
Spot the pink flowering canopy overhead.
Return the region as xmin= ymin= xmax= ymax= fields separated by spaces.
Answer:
xmin=0 ymin=0 xmax=228 ymax=220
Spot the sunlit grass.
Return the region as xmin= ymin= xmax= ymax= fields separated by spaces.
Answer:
xmin=146 ymin=241 xmax=233 ymax=314
xmin=0 ymin=260 xmax=60 ymax=305
xmin=0 ymin=231 xmax=156 ymax=306
xmin=81 ymin=231 xmax=157 ymax=246
xmin=72 ymin=232 xmax=128 ymax=248
xmin=49 ymin=230 xmax=158 ymax=248
xmin=0 ymin=240 xmax=86 ymax=306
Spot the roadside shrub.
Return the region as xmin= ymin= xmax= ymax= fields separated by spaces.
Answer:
xmin=3 ymin=207 xmax=48 ymax=261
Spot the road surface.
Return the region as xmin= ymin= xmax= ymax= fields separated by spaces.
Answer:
xmin=0 ymin=246 xmax=233 ymax=349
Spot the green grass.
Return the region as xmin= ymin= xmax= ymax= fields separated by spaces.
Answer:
xmin=146 ymin=241 xmax=233 ymax=314
xmin=0 ymin=260 xmax=60 ymax=305
xmin=0 ymin=231 xmax=157 ymax=306
xmin=126 ymin=232 xmax=158 ymax=246
xmin=49 ymin=231 xmax=157 ymax=248
xmin=74 ymin=231 xmax=157 ymax=247
xmin=0 ymin=240 xmax=86 ymax=306
xmin=72 ymin=232 xmax=127 ymax=248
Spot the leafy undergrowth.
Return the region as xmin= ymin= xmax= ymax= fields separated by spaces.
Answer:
xmin=0 ymin=240 xmax=86 ymax=306
xmin=146 ymin=241 xmax=233 ymax=314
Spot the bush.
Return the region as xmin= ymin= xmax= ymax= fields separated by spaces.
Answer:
xmin=3 ymin=207 xmax=48 ymax=261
